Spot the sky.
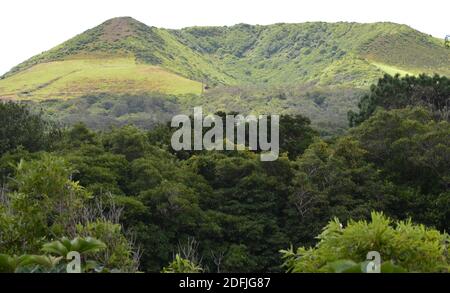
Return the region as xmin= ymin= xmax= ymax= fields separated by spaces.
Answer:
xmin=0 ymin=0 xmax=449 ymax=75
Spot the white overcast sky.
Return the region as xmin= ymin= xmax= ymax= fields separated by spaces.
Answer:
xmin=0 ymin=0 xmax=449 ymax=75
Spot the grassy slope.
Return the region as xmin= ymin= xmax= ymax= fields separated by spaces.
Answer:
xmin=369 ymin=62 xmax=416 ymax=76
xmin=0 ymin=57 xmax=202 ymax=100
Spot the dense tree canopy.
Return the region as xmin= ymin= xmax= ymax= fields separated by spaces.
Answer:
xmin=0 ymin=102 xmax=57 ymax=156
xmin=0 ymin=77 xmax=449 ymax=272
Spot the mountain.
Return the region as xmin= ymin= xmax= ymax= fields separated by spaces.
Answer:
xmin=0 ymin=17 xmax=448 ymax=101
xmin=0 ymin=17 xmax=448 ymax=136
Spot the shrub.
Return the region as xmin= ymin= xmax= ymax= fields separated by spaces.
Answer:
xmin=281 ymin=212 xmax=449 ymax=272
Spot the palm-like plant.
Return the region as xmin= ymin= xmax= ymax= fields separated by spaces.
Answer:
xmin=0 ymin=237 xmax=106 ymax=273
xmin=42 ymin=237 xmax=106 ymax=257
xmin=0 ymin=254 xmax=62 ymax=273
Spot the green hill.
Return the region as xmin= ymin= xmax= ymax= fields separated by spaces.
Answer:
xmin=0 ymin=17 xmax=448 ymax=135
xmin=1 ymin=17 xmax=448 ymax=101
xmin=173 ymin=22 xmax=449 ymax=86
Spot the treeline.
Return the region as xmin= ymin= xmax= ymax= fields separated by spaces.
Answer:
xmin=0 ymin=74 xmax=449 ymax=272
xmin=27 ymin=84 xmax=363 ymax=137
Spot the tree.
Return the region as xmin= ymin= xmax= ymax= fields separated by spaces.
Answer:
xmin=349 ymin=74 xmax=450 ymax=126
xmin=278 ymin=114 xmax=318 ymax=159
xmin=285 ymin=137 xmax=395 ymax=245
xmin=350 ymin=107 xmax=450 ymax=230
xmin=0 ymin=154 xmax=90 ymax=253
xmin=0 ymin=102 xmax=57 ymax=156
xmin=102 ymin=125 xmax=149 ymax=161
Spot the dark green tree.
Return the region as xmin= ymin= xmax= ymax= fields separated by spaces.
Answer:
xmin=349 ymin=74 xmax=450 ymax=126
xmin=0 ymin=102 xmax=57 ymax=156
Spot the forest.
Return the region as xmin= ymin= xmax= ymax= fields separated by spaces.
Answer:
xmin=0 ymin=74 xmax=449 ymax=273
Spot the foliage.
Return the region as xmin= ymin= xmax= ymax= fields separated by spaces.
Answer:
xmin=0 ymin=237 xmax=106 ymax=273
xmin=350 ymin=107 xmax=450 ymax=230
xmin=0 ymin=154 xmax=138 ymax=272
xmin=285 ymin=136 xmax=396 ymax=246
xmin=281 ymin=212 xmax=449 ymax=273
xmin=0 ymin=253 xmax=62 ymax=273
xmin=162 ymin=254 xmax=203 ymax=273
xmin=0 ymin=101 xmax=449 ymax=273
xmin=76 ymin=220 xmax=140 ymax=272
xmin=30 ymin=94 xmax=181 ymax=130
xmin=41 ymin=237 xmax=106 ymax=257
xmin=349 ymin=74 xmax=450 ymax=125
xmin=0 ymin=154 xmax=90 ymax=253
xmin=0 ymin=102 xmax=57 ymax=156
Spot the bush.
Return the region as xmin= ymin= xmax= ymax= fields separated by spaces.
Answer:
xmin=162 ymin=254 xmax=203 ymax=273
xmin=281 ymin=212 xmax=449 ymax=272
